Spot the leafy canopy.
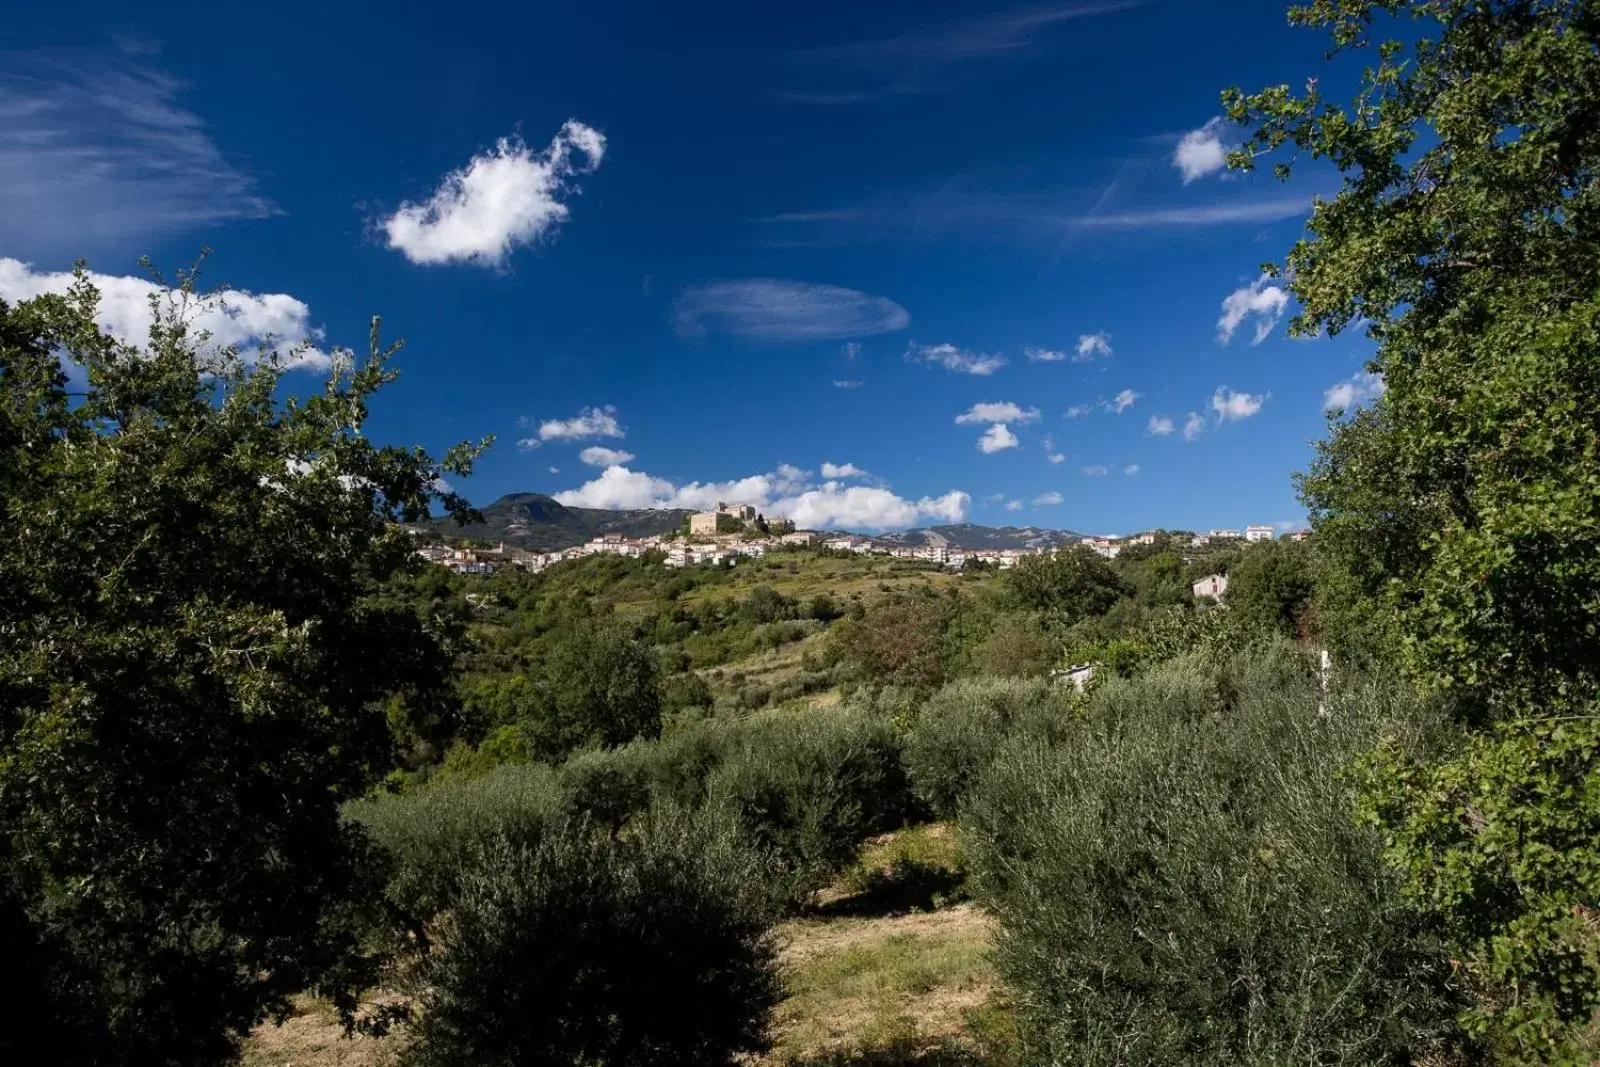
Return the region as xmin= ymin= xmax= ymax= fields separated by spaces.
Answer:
xmin=0 ymin=261 xmax=485 ymax=1066
xmin=1228 ymin=1 xmax=1600 ymax=1059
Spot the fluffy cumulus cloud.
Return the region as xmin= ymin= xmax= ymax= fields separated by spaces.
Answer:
xmin=1148 ymin=415 xmax=1175 ymax=436
xmin=1174 ymin=118 xmax=1229 ymax=183
xmin=1032 ymin=491 xmax=1063 ymax=506
xmin=977 ymin=423 xmax=1020 ymax=453
xmin=1005 ymin=500 xmax=1024 ymax=512
xmin=820 ymin=461 xmax=868 ymax=478
xmin=1323 ymin=370 xmax=1386 ymax=413
xmin=906 ymin=341 xmax=1006 ymax=376
xmin=552 ymin=462 xmax=967 ymax=530
xmin=1065 ymin=403 xmax=1092 ymax=419
xmin=1109 ymin=388 xmax=1140 ymax=414
xmin=1182 ymin=412 xmax=1205 ymax=442
xmin=1047 ymin=452 xmax=1066 ymax=465
xmin=580 ymin=446 xmax=635 ymax=467
xmin=1218 ymin=274 xmax=1290 ymax=344
xmin=517 ymin=405 xmax=624 ymax=451
xmin=954 ymin=401 xmax=1040 ymax=425
xmin=0 ymin=258 xmax=329 ymax=370
xmin=1211 ymin=387 xmax=1266 ymax=421
xmin=1025 ymin=345 xmax=1065 ymax=362
xmin=382 ymin=120 xmax=605 ymax=267
xmin=1124 ymin=464 xmax=1140 ymax=475
xmin=1082 ymin=465 xmax=1110 ymax=477
xmin=1076 ymin=332 xmax=1113 ymax=360
xmin=674 ymin=280 xmax=909 ymax=341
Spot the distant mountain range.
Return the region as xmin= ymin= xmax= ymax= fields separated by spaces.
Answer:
xmin=415 ymin=493 xmax=690 ymax=550
xmin=870 ymin=524 xmax=1084 ymax=550
xmin=416 ymin=495 xmax=1083 ymax=553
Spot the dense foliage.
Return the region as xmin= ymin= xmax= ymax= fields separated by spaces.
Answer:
xmin=962 ymin=651 xmax=1463 ymax=1066
xmin=0 ymin=268 xmax=483 ymax=1065
xmin=1230 ymin=0 xmax=1600 ymax=1057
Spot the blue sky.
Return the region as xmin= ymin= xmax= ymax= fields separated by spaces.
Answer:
xmin=1 ymin=0 xmax=1385 ymax=534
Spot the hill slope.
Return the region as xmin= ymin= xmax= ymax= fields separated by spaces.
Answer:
xmin=417 ymin=493 xmax=691 ymax=550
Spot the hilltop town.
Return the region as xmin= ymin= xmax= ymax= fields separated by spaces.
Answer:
xmin=414 ymin=499 xmax=1305 ymax=579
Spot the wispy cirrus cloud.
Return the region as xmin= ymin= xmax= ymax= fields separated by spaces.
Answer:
xmin=1147 ymin=415 xmax=1175 ymax=436
xmin=0 ymin=53 xmax=276 ymax=246
xmin=674 ymin=279 xmax=909 ymax=342
xmin=1032 ymin=491 xmax=1064 ymax=506
xmin=906 ymin=341 xmax=1006 ymax=376
xmin=1182 ymin=412 xmax=1205 ymax=442
xmin=783 ymin=2 xmax=1143 ymax=105
xmin=381 ymin=121 xmax=605 ymax=268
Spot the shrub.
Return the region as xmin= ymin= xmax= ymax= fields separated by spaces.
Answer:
xmin=350 ymin=763 xmax=564 ymax=920
xmin=902 ymin=677 xmax=1071 ymax=819
xmin=962 ymin=656 xmax=1463 ymax=1066
xmin=398 ymin=805 xmax=779 ymax=1067
xmin=557 ymin=745 xmax=654 ymax=837
xmin=707 ymin=708 xmax=917 ymax=905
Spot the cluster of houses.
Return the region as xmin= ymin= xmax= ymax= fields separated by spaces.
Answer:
xmin=413 ymin=501 xmax=1307 ymax=582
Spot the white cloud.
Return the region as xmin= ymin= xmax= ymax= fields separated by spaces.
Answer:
xmin=833 ymin=379 xmax=864 ymax=389
xmin=1025 ymin=345 xmax=1065 ymax=362
xmin=1211 ymin=387 xmax=1267 ymax=421
xmin=1124 ymin=464 xmax=1140 ymax=475
xmin=0 ymin=258 xmax=329 ymax=370
xmin=977 ymin=423 xmax=1020 ymax=453
xmin=1005 ymin=500 xmax=1023 ymax=512
xmin=382 ymin=120 xmax=605 ymax=267
xmin=1218 ymin=274 xmax=1290 ymax=344
xmin=1064 ymin=403 xmax=1092 ymax=419
xmin=552 ymin=462 xmax=967 ymax=530
xmin=1182 ymin=412 xmax=1205 ymax=442
xmin=1148 ymin=415 xmax=1175 ymax=436
xmin=1032 ymin=491 xmax=1063 ymax=506
xmin=1082 ymin=465 xmax=1109 ymax=476
xmin=0 ymin=57 xmax=275 ymax=243
xmin=842 ymin=341 xmax=862 ymax=359
xmin=1323 ymin=370 xmax=1386 ymax=414
xmin=1109 ymin=388 xmax=1140 ymax=414
xmin=820 ymin=461 xmax=868 ymax=478
xmin=580 ymin=446 xmax=635 ymax=467
xmin=1076 ymin=332 xmax=1113 ymax=360
xmin=519 ymin=406 xmax=625 ymax=450
xmin=955 ymin=401 xmax=1040 ymax=425
xmin=906 ymin=341 xmax=1006 ymax=376
xmin=675 ymin=280 xmax=909 ymax=341
xmin=1047 ymin=452 xmax=1066 ymax=465
xmin=549 ymin=466 xmax=561 ymax=474
xmin=1174 ymin=118 xmax=1229 ymax=183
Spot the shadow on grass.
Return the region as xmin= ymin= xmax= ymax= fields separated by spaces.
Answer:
xmin=815 ymin=858 xmax=968 ymax=918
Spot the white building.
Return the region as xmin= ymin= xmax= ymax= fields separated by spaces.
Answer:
xmin=1245 ymin=524 xmax=1276 ymax=543
xmin=1193 ymin=573 xmax=1229 ymax=600
xmin=1209 ymin=528 xmax=1242 ymax=540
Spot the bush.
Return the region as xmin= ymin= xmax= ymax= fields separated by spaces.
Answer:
xmin=707 ymin=708 xmax=917 ymax=905
xmin=398 ymin=805 xmax=779 ymax=1067
xmin=962 ymin=655 xmax=1463 ymax=1066
xmin=902 ymin=677 xmax=1072 ymax=819
xmin=351 ymin=763 xmax=564 ymax=920
xmin=558 ymin=745 xmax=654 ymax=837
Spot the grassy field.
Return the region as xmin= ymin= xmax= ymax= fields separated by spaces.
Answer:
xmin=241 ymin=823 xmax=1008 ymax=1067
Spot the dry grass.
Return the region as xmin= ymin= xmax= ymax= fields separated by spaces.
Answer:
xmin=768 ymin=904 xmax=998 ymax=1063
xmin=241 ymin=997 xmax=397 ymax=1067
